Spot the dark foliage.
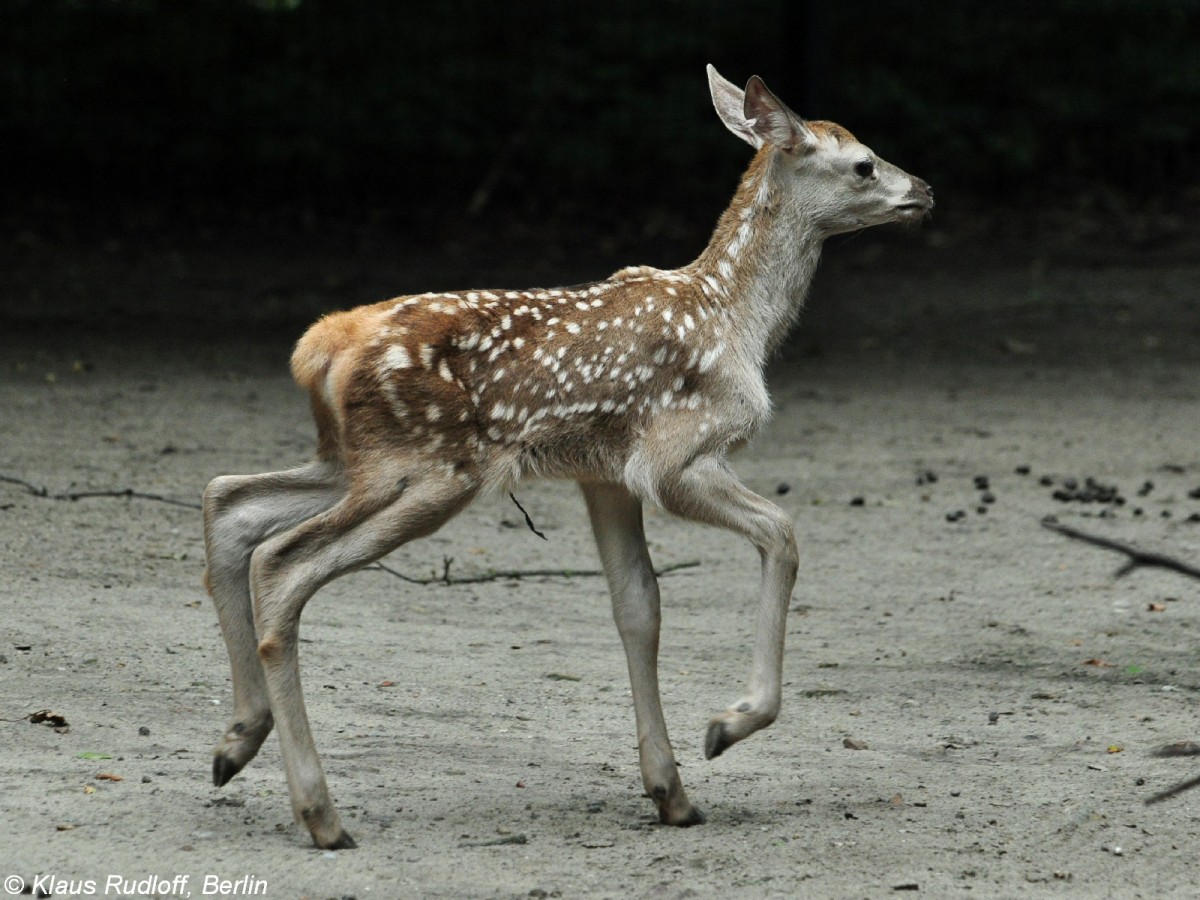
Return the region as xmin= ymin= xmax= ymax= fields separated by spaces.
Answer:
xmin=2 ymin=0 xmax=1197 ymax=221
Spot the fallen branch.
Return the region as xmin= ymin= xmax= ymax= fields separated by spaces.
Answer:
xmin=1041 ymin=521 xmax=1200 ymax=805
xmin=0 ymin=474 xmax=49 ymax=497
xmin=1041 ymin=518 xmax=1200 ymax=581
xmin=508 ymin=492 xmax=547 ymax=541
xmin=1 ymin=474 xmax=202 ymax=511
xmin=369 ymin=558 xmax=700 ymax=586
xmin=1146 ymin=773 xmax=1200 ymax=805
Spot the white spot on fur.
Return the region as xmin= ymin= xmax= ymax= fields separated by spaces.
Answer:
xmin=384 ymin=345 xmax=412 ymax=370
xmin=698 ymin=344 xmax=724 ymax=373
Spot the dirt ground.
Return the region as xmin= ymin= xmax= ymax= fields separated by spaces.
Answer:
xmin=3 ymin=224 xmax=1200 ymax=898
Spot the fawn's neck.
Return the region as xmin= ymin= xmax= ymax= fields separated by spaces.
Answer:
xmin=690 ymin=148 xmax=824 ymax=364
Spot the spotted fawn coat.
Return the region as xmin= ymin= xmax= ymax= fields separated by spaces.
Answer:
xmin=203 ymin=65 xmax=932 ymax=849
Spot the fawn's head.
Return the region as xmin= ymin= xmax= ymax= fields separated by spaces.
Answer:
xmin=707 ymin=65 xmax=932 ymax=237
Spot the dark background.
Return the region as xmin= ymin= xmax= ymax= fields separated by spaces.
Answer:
xmin=3 ymin=0 xmax=1198 ymax=340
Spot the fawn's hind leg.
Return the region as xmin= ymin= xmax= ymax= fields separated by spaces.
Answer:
xmin=248 ymin=467 xmax=478 ymax=849
xmin=203 ymin=461 xmax=345 ymax=786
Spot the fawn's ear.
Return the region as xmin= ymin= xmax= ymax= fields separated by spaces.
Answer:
xmin=707 ymin=66 xmax=816 ymax=153
xmin=708 ymin=65 xmax=764 ymax=149
xmin=742 ymin=75 xmax=817 ymax=154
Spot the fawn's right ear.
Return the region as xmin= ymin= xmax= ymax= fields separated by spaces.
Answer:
xmin=742 ymin=76 xmax=817 ymax=154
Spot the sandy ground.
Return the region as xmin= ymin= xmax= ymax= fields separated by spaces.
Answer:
xmin=3 ymin=249 xmax=1200 ymax=898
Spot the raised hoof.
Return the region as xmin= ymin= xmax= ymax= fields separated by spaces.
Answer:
xmin=212 ymin=753 xmax=242 ymax=788
xmin=705 ymin=720 xmax=734 ymax=760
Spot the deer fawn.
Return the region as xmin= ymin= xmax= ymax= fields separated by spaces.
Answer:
xmin=202 ymin=65 xmax=932 ymax=848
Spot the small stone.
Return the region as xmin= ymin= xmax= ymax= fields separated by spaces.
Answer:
xmin=775 ymin=482 xmax=791 ymax=495
xmin=138 ymin=726 xmax=150 ymax=737
xmin=850 ymin=496 xmax=865 ymax=507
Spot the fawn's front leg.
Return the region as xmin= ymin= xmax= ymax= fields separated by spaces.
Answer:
xmin=656 ymin=455 xmax=798 ymax=758
xmin=582 ymin=481 xmax=705 ymax=826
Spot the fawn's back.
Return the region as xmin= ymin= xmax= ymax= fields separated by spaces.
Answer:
xmin=291 ymin=261 xmax=767 ymax=495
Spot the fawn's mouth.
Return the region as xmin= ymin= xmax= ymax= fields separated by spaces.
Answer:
xmin=894 ymin=200 xmax=933 ymax=220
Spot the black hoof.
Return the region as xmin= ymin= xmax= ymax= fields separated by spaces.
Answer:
xmin=705 ymin=721 xmax=733 ymax=760
xmin=318 ymin=830 xmax=357 ymax=850
xmin=675 ymin=806 xmax=706 ymax=827
xmin=212 ymin=754 xmax=241 ymax=788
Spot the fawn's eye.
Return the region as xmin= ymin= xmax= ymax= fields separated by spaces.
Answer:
xmin=853 ymin=158 xmax=875 ymax=179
